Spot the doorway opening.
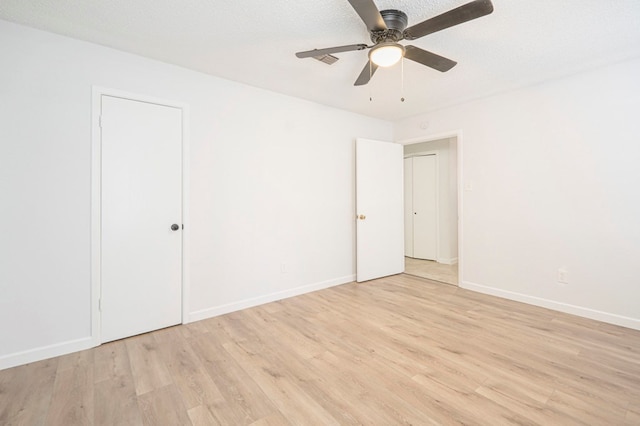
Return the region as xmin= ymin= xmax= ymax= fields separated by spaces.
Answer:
xmin=402 ymin=136 xmax=459 ymax=285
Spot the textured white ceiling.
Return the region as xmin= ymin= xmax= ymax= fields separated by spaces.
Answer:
xmin=2 ymin=0 xmax=640 ymax=120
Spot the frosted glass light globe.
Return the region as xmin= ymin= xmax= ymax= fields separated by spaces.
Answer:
xmin=369 ymin=43 xmax=405 ymax=67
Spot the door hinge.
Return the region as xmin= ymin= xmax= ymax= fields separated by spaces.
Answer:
xmin=98 ymin=298 xmax=102 ymax=312
xmin=99 ymin=115 xmax=103 ymax=128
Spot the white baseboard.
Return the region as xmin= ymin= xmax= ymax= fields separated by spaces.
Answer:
xmin=188 ymin=274 xmax=356 ymax=323
xmin=461 ymin=280 xmax=640 ymax=331
xmin=437 ymin=257 xmax=458 ymax=265
xmin=0 ymin=336 xmax=96 ymax=371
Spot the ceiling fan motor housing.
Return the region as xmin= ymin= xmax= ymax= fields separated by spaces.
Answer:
xmin=371 ymin=9 xmax=408 ymax=43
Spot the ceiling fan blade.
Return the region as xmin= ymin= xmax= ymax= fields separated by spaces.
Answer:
xmin=296 ymin=44 xmax=368 ymax=58
xmin=404 ymin=0 xmax=493 ymax=40
xmin=354 ymin=61 xmax=379 ymax=86
xmin=404 ymin=45 xmax=457 ymax=72
xmin=347 ymin=0 xmax=387 ymax=32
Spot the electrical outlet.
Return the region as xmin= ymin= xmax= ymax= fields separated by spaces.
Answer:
xmin=557 ymin=268 xmax=568 ymax=284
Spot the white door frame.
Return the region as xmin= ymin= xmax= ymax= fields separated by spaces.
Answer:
xmin=403 ymin=152 xmax=439 ymax=261
xmin=90 ymin=86 xmax=190 ymax=346
xmin=398 ymin=130 xmax=463 ymax=284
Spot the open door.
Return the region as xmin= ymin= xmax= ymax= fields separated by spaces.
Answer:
xmin=356 ymin=138 xmax=404 ymax=282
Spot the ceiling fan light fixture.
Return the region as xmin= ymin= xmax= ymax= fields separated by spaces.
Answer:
xmin=369 ymin=42 xmax=405 ymax=67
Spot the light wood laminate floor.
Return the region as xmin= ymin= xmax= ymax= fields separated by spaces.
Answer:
xmin=1 ymin=274 xmax=639 ymax=425
xmin=405 ymin=257 xmax=458 ymax=285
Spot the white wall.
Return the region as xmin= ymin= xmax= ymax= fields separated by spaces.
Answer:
xmin=403 ymin=139 xmax=458 ymax=264
xmin=395 ymin=57 xmax=640 ymax=329
xmin=0 ymin=20 xmax=392 ymax=369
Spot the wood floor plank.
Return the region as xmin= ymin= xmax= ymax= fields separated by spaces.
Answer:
xmin=307 ymin=350 xmax=432 ymax=425
xmin=45 ymin=360 xmax=94 ymax=425
xmin=248 ymin=411 xmax=292 ymax=426
xmin=154 ymin=327 xmax=227 ymax=410
xmin=473 ymin=384 xmax=577 ymax=425
xmin=186 ymin=404 xmax=217 ymax=426
xmin=0 ymin=358 xmax=58 ymax=425
xmin=137 ymin=384 xmax=191 ymax=426
xmin=626 ymin=409 xmax=640 ymax=425
xmin=125 ymin=333 xmax=173 ymax=396
xmin=188 ymin=334 xmax=275 ymax=424
xmin=93 ymin=341 xmax=143 ymax=426
xmin=411 ymin=372 xmax=535 ymax=425
xmin=93 ymin=340 xmax=130 ymax=383
xmin=546 ymin=388 xmax=628 ymax=425
xmin=94 ymin=375 xmax=143 ymax=426
xmin=222 ymin=340 xmax=340 ymax=425
xmin=237 ymin=311 xmax=381 ymax=425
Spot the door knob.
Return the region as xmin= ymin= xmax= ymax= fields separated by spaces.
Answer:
xmin=358 ymin=214 xmax=366 ymax=220
xmin=171 ymin=224 xmax=180 ymax=231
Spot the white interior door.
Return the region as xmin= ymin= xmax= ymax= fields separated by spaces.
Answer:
xmin=413 ymin=155 xmax=437 ymax=260
xmin=404 ymin=158 xmax=414 ymax=257
xmin=100 ymin=95 xmax=182 ymax=343
xmin=356 ymin=138 xmax=404 ymax=282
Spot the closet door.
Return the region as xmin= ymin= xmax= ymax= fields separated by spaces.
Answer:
xmin=412 ymin=155 xmax=437 ymax=260
xmin=100 ymin=95 xmax=183 ymax=343
xmin=404 ymin=158 xmax=414 ymax=257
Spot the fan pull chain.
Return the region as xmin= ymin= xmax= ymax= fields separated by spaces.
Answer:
xmin=400 ymin=56 xmax=405 ymax=102
xmin=369 ymin=61 xmax=373 ymax=102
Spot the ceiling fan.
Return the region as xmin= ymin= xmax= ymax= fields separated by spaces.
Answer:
xmin=295 ymin=0 xmax=494 ymax=86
